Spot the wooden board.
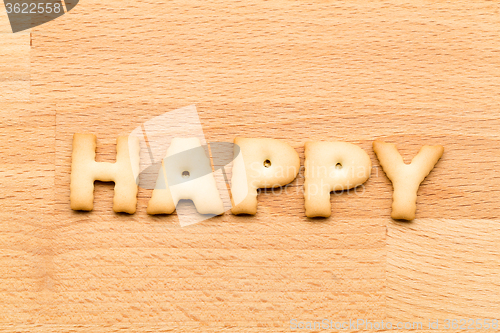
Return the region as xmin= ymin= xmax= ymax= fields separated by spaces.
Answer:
xmin=1 ymin=0 xmax=500 ymax=331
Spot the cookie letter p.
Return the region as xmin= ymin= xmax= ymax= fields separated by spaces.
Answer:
xmin=231 ymin=138 xmax=300 ymax=215
xmin=304 ymin=141 xmax=372 ymax=217
xmin=373 ymin=140 xmax=444 ymax=220
xmin=70 ymin=133 xmax=140 ymax=213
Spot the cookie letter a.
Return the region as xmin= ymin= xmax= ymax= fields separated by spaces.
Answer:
xmin=70 ymin=134 xmax=140 ymax=213
xmin=147 ymin=138 xmax=225 ymax=215
xmin=373 ymin=140 xmax=444 ymax=220
xmin=304 ymin=141 xmax=371 ymax=217
xmin=231 ymin=138 xmax=300 ymax=215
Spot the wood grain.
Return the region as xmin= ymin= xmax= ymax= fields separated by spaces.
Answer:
xmin=0 ymin=3 xmax=30 ymax=101
xmin=1 ymin=0 xmax=500 ymax=331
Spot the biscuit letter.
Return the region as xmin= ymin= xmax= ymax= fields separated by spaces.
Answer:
xmin=231 ymin=138 xmax=300 ymax=215
xmin=147 ymin=138 xmax=225 ymax=215
xmin=70 ymin=134 xmax=140 ymax=213
xmin=304 ymin=141 xmax=371 ymax=217
xmin=373 ymin=140 xmax=444 ymax=220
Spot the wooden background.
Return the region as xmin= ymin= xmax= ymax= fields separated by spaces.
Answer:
xmin=1 ymin=0 xmax=500 ymax=331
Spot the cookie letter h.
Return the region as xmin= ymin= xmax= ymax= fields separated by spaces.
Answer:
xmin=70 ymin=133 xmax=140 ymax=213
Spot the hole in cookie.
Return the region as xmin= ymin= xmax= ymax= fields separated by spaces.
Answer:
xmin=182 ymin=171 xmax=190 ymax=178
xmin=264 ymin=159 xmax=272 ymax=168
xmin=335 ymin=163 xmax=342 ymax=170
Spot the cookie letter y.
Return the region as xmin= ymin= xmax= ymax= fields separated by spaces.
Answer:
xmin=373 ymin=140 xmax=444 ymax=220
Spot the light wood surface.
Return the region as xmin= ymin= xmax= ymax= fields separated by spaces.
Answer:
xmin=1 ymin=0 xmax=500 ymax=331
